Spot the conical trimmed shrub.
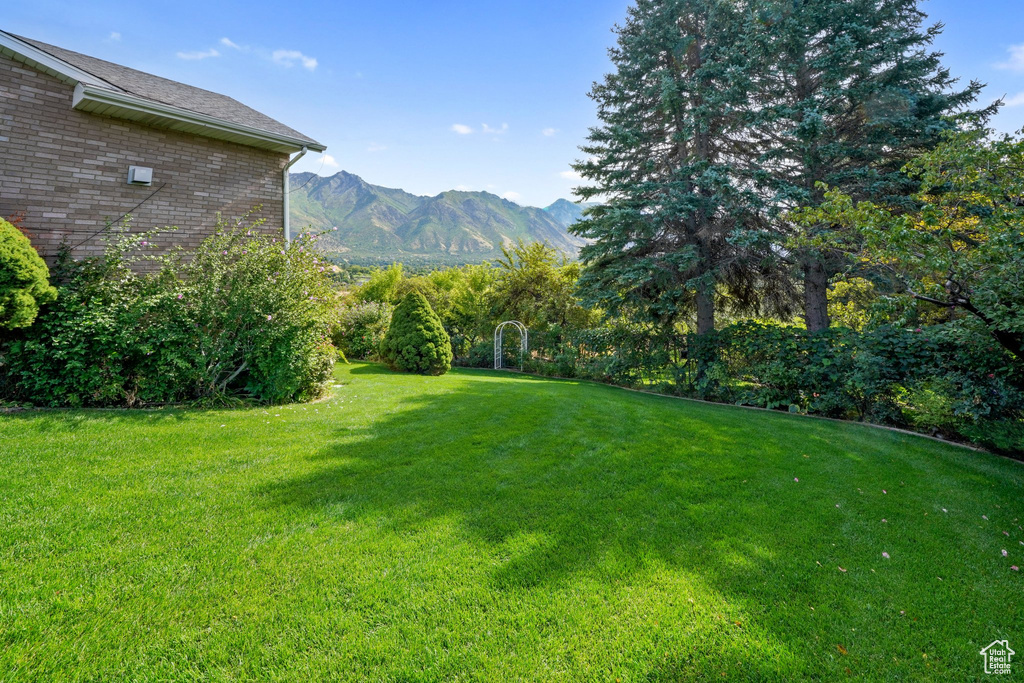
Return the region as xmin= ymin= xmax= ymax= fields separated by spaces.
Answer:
xmin=379 ymin=292 xmax=452 ymax=375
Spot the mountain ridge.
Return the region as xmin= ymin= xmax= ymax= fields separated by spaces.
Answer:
xmin=289 ymin=171 xmax=591 ymax=265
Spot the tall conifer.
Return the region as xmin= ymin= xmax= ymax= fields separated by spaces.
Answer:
xmin=572 ymin=0 xmax=758 ymax=335
xmin=745 ymin=0 xmax=986 ymax=330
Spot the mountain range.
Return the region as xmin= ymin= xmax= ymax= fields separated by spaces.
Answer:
xmin=289 ymin=171 xmax=593 ymax=265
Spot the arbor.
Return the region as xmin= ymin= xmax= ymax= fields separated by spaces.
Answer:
xmin=380 ymin=292 xmax=453 ymax=375
xmin=572 ymin=0 xmax=758 ymax=336
xmin=0 ymin=218 xmax=57 ymax=330
xmin=747 ymin=0 xmax=985 ymax=330
xmin=795 ymin=130 xmax=1024 ymax=359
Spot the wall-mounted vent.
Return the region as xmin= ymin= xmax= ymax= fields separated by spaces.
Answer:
xmin=127 ymin=166 xmax=153 ymax=186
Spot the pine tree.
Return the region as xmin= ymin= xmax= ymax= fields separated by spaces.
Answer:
xmin=379 ymin=292 xmax=452 ymax=375
xmin=744 ymin=0 xmax=987 ymax=330
xmin=572 ymin=0 xmax=762 ymax=336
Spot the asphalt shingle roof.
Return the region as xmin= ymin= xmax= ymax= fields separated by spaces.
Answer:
xmin=14 ymin=34 xmax=320 ymax=146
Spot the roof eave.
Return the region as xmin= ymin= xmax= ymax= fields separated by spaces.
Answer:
xmin=74 ymin=83 xmax=326 ymax=154
xmin=0 ymin=30 xmax=117 ymax=89
xmin=0 ymin=29 xmax=326 ymax=155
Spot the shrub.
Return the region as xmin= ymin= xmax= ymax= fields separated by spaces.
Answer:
xmin=379 ymin=292 xmax=452 ymax=375
xmin=333 ymin=301 xmax=392 ymax=360
xmin=0 ymin=218 xmax=57 ymax=329
xmin=0 ymin=219 xmax=337 ymax=407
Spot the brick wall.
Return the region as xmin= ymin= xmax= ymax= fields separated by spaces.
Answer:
xmin=0 ymin=51 xmax=288 ymax=269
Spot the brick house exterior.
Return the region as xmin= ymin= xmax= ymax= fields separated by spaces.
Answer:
xmin=0 ymin=31 xmax=325 ymax=267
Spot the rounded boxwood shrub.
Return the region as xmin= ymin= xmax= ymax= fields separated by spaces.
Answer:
xmin=380 ymin=292 xmax=452 ymax=375
xmin=0 ymin=218 xmax=57 ymax=329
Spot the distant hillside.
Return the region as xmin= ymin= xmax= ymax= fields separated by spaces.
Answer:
xmin=543 ymin=198 xmax=598 ymax=229
xmin=289 ymin=171 xmax=588 ymax=265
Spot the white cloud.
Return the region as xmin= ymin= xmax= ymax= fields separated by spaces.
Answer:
xmin=321 ymin=154 xmax=339 ymax=168
xmin=220 ymin=37 xmax=242 ymax=50
xmin=996 ymin=44 xmax=1024 ymax=71
xmin=501 ymin=191 xmax=521 ymax=203
xmin=454 ymin=184 xmax=474 ymax=191
xmin=482 ymin=123 xmax=509 ymax=135
xmin=451 ymin=124 xmax=473 ymax=135
xmin=108 ymin=32 xmax=121 ymax=42
xmin=177 ymin=48 xmax=220 ymax=61
xmin=560 ymin=170 xmax=583 ymax=180
xmin=272 ymin=49 xmax=318 ymax=71
xmin=1005 ymin=92 xmax=1024 ymax=107
xmin=366 ymin=142 xmax=388 ymax=153
xmin=542 ymin=128 xmax=558 ymax=137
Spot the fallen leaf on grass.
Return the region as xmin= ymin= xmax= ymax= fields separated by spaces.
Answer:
xmin=837 ymin=644 xmax=848 ymax=655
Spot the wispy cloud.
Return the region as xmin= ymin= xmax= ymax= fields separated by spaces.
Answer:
xmin=482 ymin=123 xmax=509 ymax=135
xmin=560 ymin=170 xmax=583 ymax=180
xmin=220 ymin=37 xmax=242 ymax=50
xmin=366 ymin=142 xmax=388 ymax=153
xmin=454 ymin=184 xmax=474 ymax=191
xmin=1005 ymin=92 xmax=1024 ymax=107
xmin=501 ymin=191 xmax=521 ymax=203
xmin=108 ymin=32 xmax=121 ymax=42
xmin=451 ymin=124 xmax=474 ymax=135
xmin=177 ymin=48 xmax=220 ymax=61
xmin=272 ymin=49 xmax=318 ymax=71
xmin=996 ymin=44 xmax=1024 ymax=71
xmin=542 ymin=128 xmax=558 ymax=137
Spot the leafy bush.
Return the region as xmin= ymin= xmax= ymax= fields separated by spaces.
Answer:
xmin=0 ymin=219 xmax=337 ymax=406
xmin=333 ymin=301 xmax=392 ymax=360
xmin=379 ymin=292 xmax=452 ymax=375
xmin=0 ymin=218 xmax=57 ymax=329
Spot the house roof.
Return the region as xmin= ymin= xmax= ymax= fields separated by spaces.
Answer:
xmin=0 ymin=30 xmax=325 ymax=154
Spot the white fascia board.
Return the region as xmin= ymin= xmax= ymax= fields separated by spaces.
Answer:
xmin=73 ymin=83 xmax=327 ymax=154
xmin=0 ymin=30 xmax=119 ymax=90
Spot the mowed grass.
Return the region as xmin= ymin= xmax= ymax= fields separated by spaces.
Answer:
xmin=2 ymin=363 xmax=1023 ymax=681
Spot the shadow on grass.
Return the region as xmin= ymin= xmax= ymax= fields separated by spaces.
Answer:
xmin=258 ymin=372 xmax=947 ymax=675
xmin=346 ymin=362 xmax=395 ymax=376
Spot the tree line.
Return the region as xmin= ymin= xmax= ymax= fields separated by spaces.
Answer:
xmin=571 ymin=0 xmax=991 ymax=335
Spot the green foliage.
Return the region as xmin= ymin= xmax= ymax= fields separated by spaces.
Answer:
xmin=333 ymin=301 xmax=392 ymax=360
xmin=356 ymin=262 xmax=404 ymax=304
xmin=794 ymin=129 xmax=1024 ymax=358
xmin=493 ymin=240 xmax=599 ymax=334
xmin=573 ymin=0 xmax=762 ymax=333
xmin=698 ymin=321 xmax=1023 ymax=444
xmin=379 ymin=292 xmax=452 ymax=375
xmin=0 ymin=218 xmax=57 ymax=330
xmin=0 ymin=219 xmax=336 ymax=406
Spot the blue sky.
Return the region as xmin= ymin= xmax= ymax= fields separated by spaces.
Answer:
xmin=4 ymin=0 xmax=1022 ymax=207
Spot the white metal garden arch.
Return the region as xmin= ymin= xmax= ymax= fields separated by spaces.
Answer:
xmin=494 ymin=321 xmax=529 ymax=371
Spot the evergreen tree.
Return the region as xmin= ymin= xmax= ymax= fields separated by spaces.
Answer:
xmin=572 ymin=0 xmax=762 ymax=336
xmin=380 ymin=292 xmax=453 ymax=375
xmin=745 ymin=0 xmax=987 ymax=330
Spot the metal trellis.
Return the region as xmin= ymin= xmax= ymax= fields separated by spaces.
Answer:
xmin=494 ymin=321 xmax=529 ymax=371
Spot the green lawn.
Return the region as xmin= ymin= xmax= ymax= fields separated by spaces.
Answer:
xmin=2 ymin=363 xmax=1022 ymax=681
